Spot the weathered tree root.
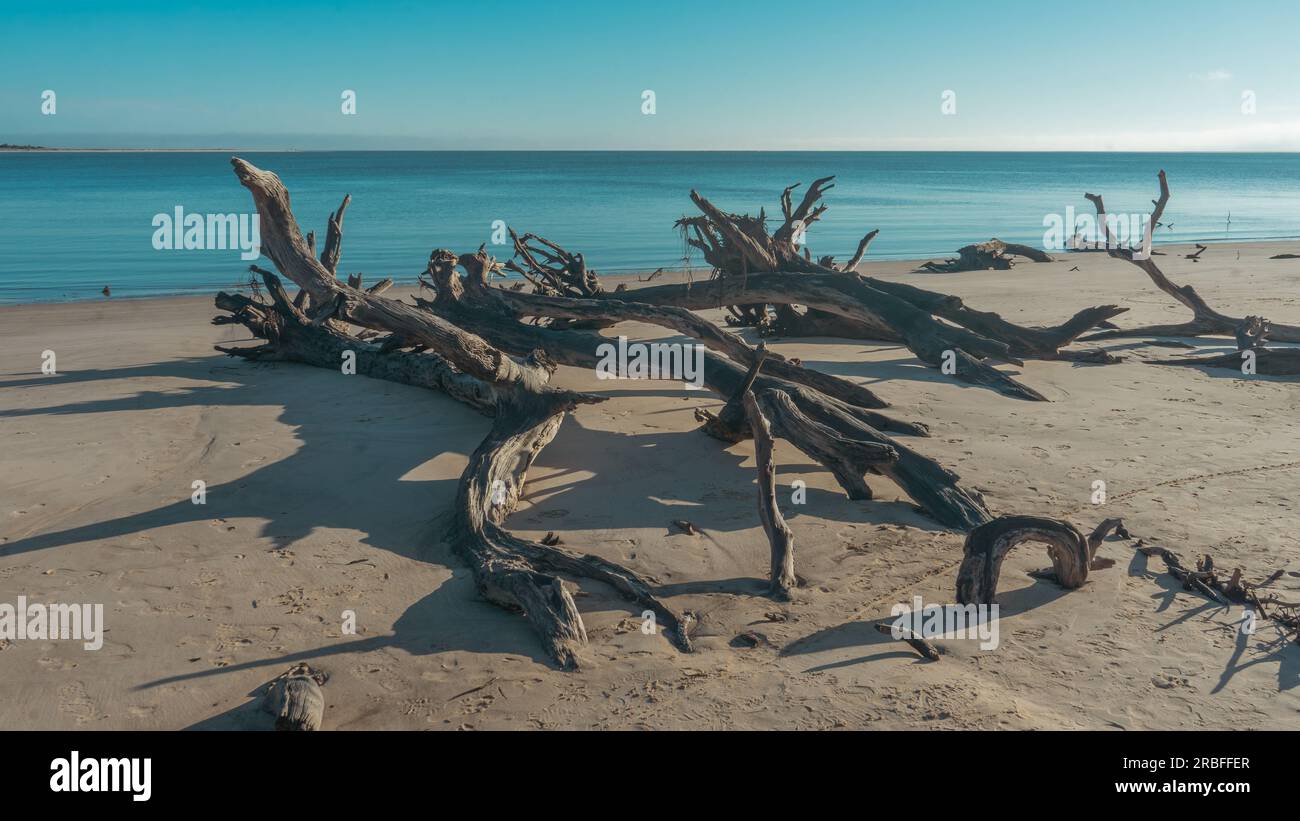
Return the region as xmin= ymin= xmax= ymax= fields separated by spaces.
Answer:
xmin=956 ymin=515 xmax=1123 ymax=605
xmin=414 ymin=255 xmax=991 ymax=529
xmin=227 ymin=157 xmax=696 ymax=669
xmin=449 ymin=369 xmax=693 ymax=669
xmin=1079 ymin=171 xmax=1300 ymax=344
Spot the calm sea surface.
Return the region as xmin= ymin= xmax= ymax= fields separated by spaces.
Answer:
xmin=2 ymin=151 xmax=1298 ymax=303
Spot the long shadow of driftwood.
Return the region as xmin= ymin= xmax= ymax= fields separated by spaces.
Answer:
xmin=3 ymin=351 xmax=938 ymax=697
xmin=1128 ymin=551 xmax=1300 ymax=692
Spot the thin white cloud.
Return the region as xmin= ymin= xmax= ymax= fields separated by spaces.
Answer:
xmin=1190 ymin=69 xmax=1233 ymax=82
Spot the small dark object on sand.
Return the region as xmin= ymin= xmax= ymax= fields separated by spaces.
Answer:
xmin=263 ymin=663 xmax=327 ymax=731
xmin=671 ymin=520 xmax=701 ymax=536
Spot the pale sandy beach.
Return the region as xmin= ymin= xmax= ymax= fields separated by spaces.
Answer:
xmin=2 ymin=242 xmax=1299 ymax=730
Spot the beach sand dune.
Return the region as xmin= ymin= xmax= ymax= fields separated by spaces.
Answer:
xmin=2 ymin=242 xmax=1298 ymax=729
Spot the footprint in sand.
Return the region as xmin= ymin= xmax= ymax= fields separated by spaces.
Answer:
xmin=57 ymin=681 xmax=104 ymax=724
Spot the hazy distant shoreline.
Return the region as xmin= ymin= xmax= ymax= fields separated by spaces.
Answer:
xmin=1 ymin=146 xmax=257 ymax=153
xmin=4 ymin=241 xmax=1298 ymax=308
xmin=6 ymin=150 xmax=1298 ymax=304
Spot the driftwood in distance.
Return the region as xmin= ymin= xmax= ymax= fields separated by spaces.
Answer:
xmin=1081 ymin=171 xmax=1300 ymax=345
xmin=919 ymin=239 xmax=1054 ymax=273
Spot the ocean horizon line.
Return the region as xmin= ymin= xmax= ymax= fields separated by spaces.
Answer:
xmin=9 ymin=146 xmax=1300 ymax=155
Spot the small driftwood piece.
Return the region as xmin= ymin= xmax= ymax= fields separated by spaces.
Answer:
xmin=1137 ymin=541 xmax=1300 ymax=643
xmin=263 ymin=663 xmax=327 ymax=731
xmin=873 ymin=622 xmax=941 ymax=661
xmin=919 ymin=239 xmax=1054 ymax=272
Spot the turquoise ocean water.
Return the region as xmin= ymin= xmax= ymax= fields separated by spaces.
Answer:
xmin=1 ymin=151 xmax=1297 ymax=303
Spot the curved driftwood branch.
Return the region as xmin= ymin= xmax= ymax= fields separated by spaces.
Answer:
xmin=1153 ymin=347 xmax=1300 ymax=375
xmin=955 ymin=515 xmax=1094 ymax=605
xmin=449 ymin=368 xmax=692 ymax=670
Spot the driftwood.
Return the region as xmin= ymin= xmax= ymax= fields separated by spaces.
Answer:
xmin=415 ymin=245 xmax=992 ymax=529
xmin=1154 ymin=347 xmax=1300 ymax=376
xmin=190 ymin=156 xmax=1300 ymax=684
xmin=214 ymin=158 xmax=1001 ymax=671
xmin=873 ymin=621 xmax=941 ymax=661
xmin=742 ymin=386 xmax=798 ymax=599
xmin=1137 ymin=541 xmax=1300 ymax=643
xmin=1144 ymin=314 xmax=1300 ymax=375
xmin=215 ymin=277 xmax=496 ymax=415
xmin=262 ymin=664 xmax=327 ymax=731
xmin=920 ymin=238 xmax=1054 ymax=272
xmin=659 ymin=180 xmax=1123 ymax=398
xmin=226 ymin=158 xmax=695 ymax=669
xmin=956 ymin=515 xmax=1125 ymax=605
xmin=1080 ymin=171 xmax=1300 ymax=344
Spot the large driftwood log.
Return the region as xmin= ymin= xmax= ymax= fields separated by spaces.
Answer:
xmin=214 ymin=275 xmax=496 ymax=414
xmin=419 ymin=253 xmax=993 ymax=529
xmin=228 ymin=158 xmax=694 ymax=669
xmin=220 ymin=156 xmax=1012 ymax=675
xmin=670 ymin=183 xmax=1055 ymax=399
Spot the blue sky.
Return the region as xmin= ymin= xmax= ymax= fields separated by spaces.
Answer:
xmin=4 ymin=0 xmax=1300 ymax=150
